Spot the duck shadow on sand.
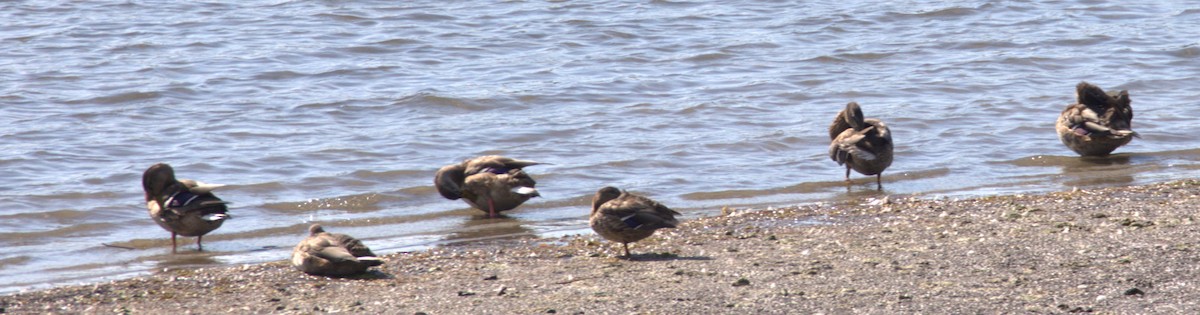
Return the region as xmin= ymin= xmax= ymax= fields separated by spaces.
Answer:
xmin=306 ymin=270 xmax=394 ymax=280
xmin=622 ymin=252 xmax=713 ymax=262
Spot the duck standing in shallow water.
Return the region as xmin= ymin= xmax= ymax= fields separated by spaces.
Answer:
xmin=1056 ymin=82 xmax=1139 ymax=156
xmin=292 ymin=224 xmax=384 ymax=276
xmin=829 ymin=102 xmax=894 ymax=189
xmin=434 ymin=155 xmax=542 ymax=218
xmin=142 ymin=163 xmax=231 ymax=253
xmin=589 ymin=186 xmax=680 ymax=258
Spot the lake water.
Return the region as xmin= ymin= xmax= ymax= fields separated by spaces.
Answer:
xmin=2 ymin=0 xmax=1199 ymax=294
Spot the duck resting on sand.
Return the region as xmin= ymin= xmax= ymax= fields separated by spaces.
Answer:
xmin=292 ymin=224 xmax=384 ymax=277
xmin=589 ymin=186 xmax=680 ymax=258
xmin=434 ymin=155 xmax=542 ymax=218
xmin=142 ymin=163 xmax=231 ymax=253
xmin=829 ymin=102 xmax=894 ymax=189
xmin=1056 ymin=82 xmax=1139 ymax=156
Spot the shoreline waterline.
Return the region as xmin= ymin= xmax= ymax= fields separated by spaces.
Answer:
xmin=4 ymin=180 xmax=1198 ymax=313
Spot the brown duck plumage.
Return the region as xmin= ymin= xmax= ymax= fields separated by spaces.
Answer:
xmin=291 ymin=224 xmax=383 ymax=276
xmin=1056 ymin=82 xmax=1138 ymax=156
xmin=434 ymin=155 xmax=542 ymax=218
xmin=829 ymin=102 xmax=894 ymax=189
xmin=589 ymin=186 xmax=680 ymax=257
xmin=142 ymin=163 xmax=230 ymax=253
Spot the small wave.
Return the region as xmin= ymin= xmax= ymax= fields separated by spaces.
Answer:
xmin=1001 ymin=154 xmax=1097 ymax=168
xmin=650 ymin=0 xmax=702 ymax=7
xmin=683 ymin=52 xmax=733 ymax=62
xmin=159 ymin=86 xmax=200 ymax=98
xmin=883 ymin=5 xmax=982 ymax=21
xmin=403 ymin=13 xmax=456 ymax=21
xmin=802 ymin=55 xmax=847 ymax=64
xmin=313 ymin=13 xmax=372 ymax=22
xmin=107 ymin=42 xmax=157 ymax=53
xmin=0 ymin=209 xmax=96 ymax=228
xmin=339 ymin=45 xmax=395 ymax=55
xmin=374 ymin=38 xmax=421 ymax=46
xmin=261 ymin=191 xmax=407 ymax=213
xmin=348 ymin=169 xmax=429 ymax=180
xmin=21 ymin=191 xmax=124 ymax=203
xmin=1177 ymin=8 xmax=1200 ymax=16
xmin=217 ymin=180 xmax=288 ymax=194
xmin=311 ymin=65 xmax=398 ymax=78
xmin=723 ymin=42 xmax=783 ymax=51
xmin=906 ymin=7 xmax=977 ymax=18
xmin=392 ymin=92 xmax=490 ymax=112
xmin=292 ymin=100 xmax=353 ymax=110
xmin=564 ymin=19 xmax=594 ymax=26
xmin=222 ymin=130 xmax=298 ymax=139
xmin=676 ymin=102 xmax=719 ymax=115
xmin=620 ymin=102 xmax=671 ymax=116
xmin=679 ymin=181 xmax=842 ymax=201
xmin=0 ymin=256 xmax=32 ymax=269
xmin=946 ymin=40 xmax=1025 ymax=50
xmin=1043 ymin=35 xmax=1116 ymax=47
xmin=601 ymin=30 xmax=638 ymax=40
xmin=252 ymin=70 xmax=306 ymax=81
xmin=66 ymin=91 xmax=161 ymax=105
xmin=0 ymin=222 xmax=120 ymax=246
xmin=1167 ymin=45 xmax=1200 ymax=58
xmin=834 ymin=51 xmax=895 ymax=61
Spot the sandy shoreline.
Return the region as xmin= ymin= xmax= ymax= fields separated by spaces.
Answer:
xmin=3 ymin=180 xmax=1199 ymax=314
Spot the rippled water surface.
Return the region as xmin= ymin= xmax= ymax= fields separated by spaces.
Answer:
xmin=2 ymin=0 xmax=1199 ymax=294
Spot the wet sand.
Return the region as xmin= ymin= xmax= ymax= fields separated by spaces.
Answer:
xmin=4 ymin=180 xmax=1200 ymax=314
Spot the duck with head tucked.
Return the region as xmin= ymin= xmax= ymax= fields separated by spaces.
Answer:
xmin=434 ymin=155 xmax=542 ymax=218
xmin=142 ymin=163 xmax=231 ymax=253
xmin=589 ymin=186 xmax=680 ymax=258
xmin=829 ymin=102 xmax=894 ymax=189
xmin=1056 ymin=82 xmax=1139 ymax=156
xmin=292 ymin=224 xmax=384 ymax=277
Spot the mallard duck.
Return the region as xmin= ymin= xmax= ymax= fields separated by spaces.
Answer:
xmin=1056 ymin=82 xmax=1139 ymax=156
xmin=291 ymin=224 xmax=384 ymax=276
xmin=589 ymin=186 xmax=680 ymax=257
xmin=142 ymin=163 xmax=231 ymax=253
xmin=434 ymin=155 xmax=542 ymax=218
xmin=829 ymin=102 xmax=894 ymax=189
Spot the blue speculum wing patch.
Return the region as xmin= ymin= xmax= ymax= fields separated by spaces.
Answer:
xmin=621 ymin=215 xmax=642 ymax=229
xmin=481 ymin=167 xmax=511 ymax=174
xmin=167 ymin=190 xmax=200 ymax=208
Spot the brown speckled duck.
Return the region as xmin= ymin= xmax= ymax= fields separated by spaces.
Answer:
xmin=142 ymin=163 xmax=231 ymax=253
xmin=292 ymin=224 xmax=383 ymax=276
xmin=434 ymin=155 xmax=542 ymax=218
xmin=589 ymin=186 xmax=680 ymax=257
xmin=829 ymin=102 xmax=894 ymax=189
xmin=1056 ymin=82 xmax=1139 ymax=156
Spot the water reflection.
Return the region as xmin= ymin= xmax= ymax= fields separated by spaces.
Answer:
xmin=844 ymin=185 xmax=890 ymax=198
xmin=1060 ymin=154 xmax=1136 ymax=187
xmin=1068 ymin=155 xmax=1134 ymax=169
xmin=153 ymin=252 xmax=224 ymax=270
xmin=442 ymin=216 xmax=535 ymax=243
xmin=1004 ymin=154 xmax=1139 ymax=188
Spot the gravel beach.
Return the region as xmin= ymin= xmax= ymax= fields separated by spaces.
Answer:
xmin=4 ymin=181 xmax=1199 ymax=314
